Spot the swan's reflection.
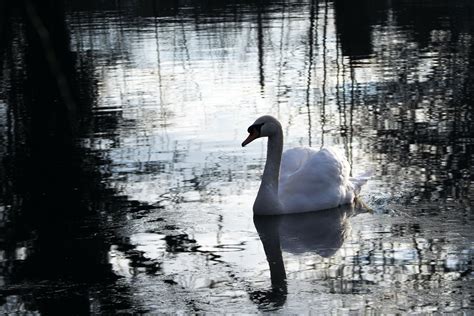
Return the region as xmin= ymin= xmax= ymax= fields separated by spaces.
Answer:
xmin=251 ymin=203 xmax=361 ymax=310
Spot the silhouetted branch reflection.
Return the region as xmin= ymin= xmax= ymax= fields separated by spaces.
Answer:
xmin=256 ymin=1 xmax=265 ymax=93
xmin=0 ymin=1 xmax=138 ymax=313
xmin=304 ymin=0 xmax=317 ymax=147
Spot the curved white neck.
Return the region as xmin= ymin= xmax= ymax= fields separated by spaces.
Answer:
xmin=253 ymin=129 xmax=284 ymax=215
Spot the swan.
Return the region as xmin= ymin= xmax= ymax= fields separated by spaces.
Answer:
xmin=242 ymin=115 xmax=370 ymax=215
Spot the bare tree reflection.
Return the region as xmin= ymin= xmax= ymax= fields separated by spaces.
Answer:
xmin=257 ymin=1 xmax=265 ymax=93
xmin=305 ymin=0 xmax=318 ymax=147
xmin=320 ymin=0 xmax=329 ymax=148
xmin=0 ymin=1 xmax=137 ymax=313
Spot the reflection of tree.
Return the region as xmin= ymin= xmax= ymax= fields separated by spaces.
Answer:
xmin=334 ymin=0 xmax=474 ymax=202
xmin=381 ymin=35 xmax=470 ymax=200
xmin=0 ymin=2 xmax=136 ymax=313
xmin=320 ymin=0 xmax=328 ymax=148
xmin=334 ymin=0 xmax=375 ymax=60
xmin=257 ymin=1 xmax=265 ymax=92
xmin=304 ymin=0 xmax=317 ymax=147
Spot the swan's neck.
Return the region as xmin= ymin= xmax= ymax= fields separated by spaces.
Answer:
xmin=254 ymin=130 xmax=284 ymax=215
xmin=262 ymin=133 xmax=283 ymax=189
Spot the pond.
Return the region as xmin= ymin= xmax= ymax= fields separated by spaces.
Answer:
xmin=0 ymin=0 xmax=472 ymax=313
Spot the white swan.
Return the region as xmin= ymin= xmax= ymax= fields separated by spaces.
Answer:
xmin=242 ymin=115 xmax=370 ymax=215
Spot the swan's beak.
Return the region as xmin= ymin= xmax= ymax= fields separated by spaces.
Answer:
xmin=242 ymin=131 xmax=259 ymax=147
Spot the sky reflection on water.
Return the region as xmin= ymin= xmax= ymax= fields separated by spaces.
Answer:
xmin=0 ymin=0 xmax=473 ymax=314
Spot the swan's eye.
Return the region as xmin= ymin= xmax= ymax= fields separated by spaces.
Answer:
xmin=247 ymin=123 xmax=264 ymax=134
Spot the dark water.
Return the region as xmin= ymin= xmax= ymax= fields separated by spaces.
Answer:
xmin=0 ymin=0 xmax=473 ymax=313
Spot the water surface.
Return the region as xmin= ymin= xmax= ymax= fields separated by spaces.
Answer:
xmin=0 ymin=0 xmax=472 ymax=313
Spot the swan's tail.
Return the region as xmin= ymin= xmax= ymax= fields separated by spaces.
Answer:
xmin=350 ymin=170 xmax=373 ymax=195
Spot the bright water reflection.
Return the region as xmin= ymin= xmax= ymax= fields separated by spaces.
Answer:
xmin=0 ymin=0 xmax=473 ymax=313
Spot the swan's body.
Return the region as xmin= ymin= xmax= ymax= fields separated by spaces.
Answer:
xmin=242 ymin=115 xmax=369 ymax=215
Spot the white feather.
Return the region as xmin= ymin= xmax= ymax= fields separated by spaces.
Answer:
xmin=279 ymin=147 xmax=356 ymax=213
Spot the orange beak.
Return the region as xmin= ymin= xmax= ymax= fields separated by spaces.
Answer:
xmin=242 ymin=131 xmax=259 ymax=147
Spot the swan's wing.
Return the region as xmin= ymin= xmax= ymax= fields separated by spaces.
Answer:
xmin=279 ymin=148 xmax=354 ymax=212
xmin=280 ymin=147 xmax=313 ymax=178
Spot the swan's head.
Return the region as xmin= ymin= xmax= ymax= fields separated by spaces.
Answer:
xmin=242 ymin=115 xmax=282 ymax=147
